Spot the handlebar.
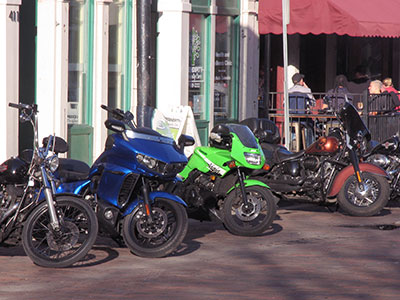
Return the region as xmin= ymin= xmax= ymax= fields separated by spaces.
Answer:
xmin=9 ymin=102 xmax=38 ymax=113
xmin=101 ymin=104 xmax=125 ymax=120
xmin=101 ymin=104 xmax=136 ymax=129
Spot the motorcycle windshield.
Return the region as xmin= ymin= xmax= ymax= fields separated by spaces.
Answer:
xmin=339 ymin=102 xmax=371 ymax=141
xmin=226 ymin=124 xmax=259 ymax=149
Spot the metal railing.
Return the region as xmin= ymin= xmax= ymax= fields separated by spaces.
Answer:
xmin=258 ymin=92 xmax=400 ymax=151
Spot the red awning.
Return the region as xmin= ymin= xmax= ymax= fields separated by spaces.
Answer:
xmin=259 ymin=0 xmax=400 ymax=38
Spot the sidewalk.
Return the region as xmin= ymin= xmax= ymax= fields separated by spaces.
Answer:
xmin=0 ymin=200 xmax=399 ymax=300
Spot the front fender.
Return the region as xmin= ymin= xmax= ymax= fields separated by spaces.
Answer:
xmin=328 ymin=163 xmax=388 ymax=197
xmin=227 ymin=179 xmax=270 ymax=194
xmin=123 ymin=191 xmax=187 ymax=216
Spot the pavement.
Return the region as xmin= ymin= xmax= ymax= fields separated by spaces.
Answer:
xmin=0 ymin=200 xmax=399 ymax=300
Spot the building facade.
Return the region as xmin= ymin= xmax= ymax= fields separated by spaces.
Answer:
xmin=1 ymin=0 xmax=260 ymax=164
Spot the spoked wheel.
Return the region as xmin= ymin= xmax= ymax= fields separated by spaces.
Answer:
xmin=223 ymin=186 xmax=276 ymax=236
xmin=337 ymin=172 xmax=389 ymax=216
xmin=22 ymin=196 xmax=98 ymax=268
xmin=122 ymin=198 xmax=188 ymax=258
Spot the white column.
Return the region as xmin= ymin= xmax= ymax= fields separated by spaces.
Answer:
xmin=208 ymin=2 xmax=217 ymax=131
xmin=239 ymin=0 xmax=259 ymax=120
xmin=92 ymin=0 xmax=112 ymax=159
xmin=0 ymin=0 xmax=21 ymax=162
xmin=130 ymin=0 xmax=137 ymax=111
xmin=156 ymin=0 xmax=191 ymax=114
xmin=36 ymin=0 xmax=69 ymax=142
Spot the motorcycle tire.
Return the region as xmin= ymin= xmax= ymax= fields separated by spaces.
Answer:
xmin=337 ymin=172 xmax=389 ymax=217
xmin=22 ymin=195 xmax=98 ymax=268
xmin=223 ymin=186 xmax=276 ymax=236
xmin=122 ymin=198 xmax=188 ymax=258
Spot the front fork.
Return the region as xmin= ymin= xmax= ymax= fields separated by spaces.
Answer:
xmin=348 ymin=147 xmax=365 ymax=191
xmin=141 ymin=177 xmax=153 ymax=222
xmin=237 ymin=168 xmax=249 ymax=205
xmin=41 ymin=166 xmax=60 ymax=231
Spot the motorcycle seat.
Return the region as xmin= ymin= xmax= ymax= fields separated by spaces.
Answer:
xmin=56 ymin=158 xmax=90 ymax=183
xmin=274 ymin=147 xmax=305 ymax=163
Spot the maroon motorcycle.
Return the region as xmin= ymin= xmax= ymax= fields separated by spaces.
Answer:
xmin=242 ymin=102 xmax=390 ymax=216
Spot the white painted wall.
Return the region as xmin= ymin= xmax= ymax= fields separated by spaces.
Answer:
xmin=0 ymin=0 xmax=21 ymax=162
xmin=36 ymin=0 xmax=69 ymax=143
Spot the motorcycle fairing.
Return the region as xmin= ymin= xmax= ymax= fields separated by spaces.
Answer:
xmin=95 ymin=133 xmax=188 ymax=178
xmin=327 ymin=163 xmax=388 ymax=197
xmin=93 ymin=163 xmax=135 ymax=208
xmin=122 ymin=191 xmax=187 ymax=216
xmin=119 ymin=132 xmax=187 ymax=165
xmin=56 ymin=179 xmax=90 ymax=195
xmin=180 ymin=146 xmax=232 ymax=178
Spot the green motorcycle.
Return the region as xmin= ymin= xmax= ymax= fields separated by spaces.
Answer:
xmin=170 ymin=124 xmax=277 ymax=236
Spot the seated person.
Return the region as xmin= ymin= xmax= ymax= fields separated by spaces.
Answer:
xmin=368 ymin=80 xmax=400 ymax=115
xmin=288 ymin=73 xmax=315 ymax=148
xmin=323 ymin=75 xmax=353 ymax=112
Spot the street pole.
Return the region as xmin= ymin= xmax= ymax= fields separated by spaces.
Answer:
xmin=282 ymin=0 xmax=290 ymax=149
xmin=136 ymin=0 xmax=151 ymax=127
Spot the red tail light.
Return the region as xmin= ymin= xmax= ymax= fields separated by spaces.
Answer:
xmin=0 ymin=164 xmax=7 ymax=172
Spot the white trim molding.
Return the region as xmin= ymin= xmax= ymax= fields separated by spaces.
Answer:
xmin=0 ymin=1 xmax=21 ymax=162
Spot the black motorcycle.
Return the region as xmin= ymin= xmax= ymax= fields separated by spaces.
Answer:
xmin=242 ymin=102 xmax=390 ymax=216
xmin=0 ymin=103 xmax=98 ymax=267
xmin=363 ymin=133 xmax=400 ymax=200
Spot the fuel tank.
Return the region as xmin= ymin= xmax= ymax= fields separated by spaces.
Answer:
xmin=305 ymin=136 xmax=339 ymax=156
xmin=0 ymin=157 xmax=29 ymax=184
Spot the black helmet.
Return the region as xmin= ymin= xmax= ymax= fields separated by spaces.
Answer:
xmin=209 ymin=124 xmax=231 ymax=149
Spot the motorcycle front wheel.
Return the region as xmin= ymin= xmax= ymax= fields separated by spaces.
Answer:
xmin=223 ymin=186 xmax=276 ymax=236
xmin=22 ymin=195 xmax=98 ymax=268
xmin=122 ymin=198 xmax=188 ymax=258
xmin=337 ymin=172 xmax=389 ymax=216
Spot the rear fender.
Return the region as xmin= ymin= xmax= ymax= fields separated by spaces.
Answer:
xmin=328 ymin=163 xmax=388 ymax=197
xmin=123 ymin=191 xmax=187 ymax=216
xmin=227 ymin=179 xmax=270 ymax=194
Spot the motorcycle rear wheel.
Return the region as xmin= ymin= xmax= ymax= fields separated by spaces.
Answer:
xmin=22 ymin=196 xmax=98 ymax=268
xmin=122 ymin=198 xmax=188 ymax=258
xmin=223 ymin=186 xmax=276 ymax=236
xmin=337 ymin=172 xmax=389 ymax=216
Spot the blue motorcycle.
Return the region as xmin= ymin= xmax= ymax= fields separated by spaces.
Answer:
xmin=56 ymin=105 xmax=194 ymax=257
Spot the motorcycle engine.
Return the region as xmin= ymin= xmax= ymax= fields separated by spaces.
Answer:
xmin=0 ymin=185 xmax=23 ymax=223
xmin=303 ymin=156 xmax=320 ymax=171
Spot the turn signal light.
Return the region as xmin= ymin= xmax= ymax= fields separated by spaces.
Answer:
xmin=262 ymin=164 xmax=270 ymax=171
xmin=227 ymin=161 xmax=236 ymax=168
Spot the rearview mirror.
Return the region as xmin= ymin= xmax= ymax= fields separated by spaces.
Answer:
xmin=178 ymin=134 xmax=195 ymax=151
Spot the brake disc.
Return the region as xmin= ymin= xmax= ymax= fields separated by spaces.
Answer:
xmin=235 ymin=194 xmax=262 ymax=221
xmin=136 ymin=207 xmax=168 ymax=238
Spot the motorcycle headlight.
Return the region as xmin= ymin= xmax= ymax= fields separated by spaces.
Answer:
xmin=47 ymin=155 xmax=59 ymax=173
xmin=136 ymin=153 xmax=158 ymax=169
xmin=244 ymin=152 xmax=261 ymax=165
xmin=367 ymin=154 xmax=391 ymax=168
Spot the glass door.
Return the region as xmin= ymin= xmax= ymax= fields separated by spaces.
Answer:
xmin=67 ymin=0 xmax=94 ymax=164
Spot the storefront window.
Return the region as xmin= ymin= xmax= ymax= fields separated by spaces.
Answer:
xmin=68 ymin=0 xmax=89 ymax=125
xmin=109 ymin=0 xmax=126 ymax=110
xmin=189 ymin=14 xmax=207 ymax=120
xmin=214 ymin=15 xmax=236 ymax=122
